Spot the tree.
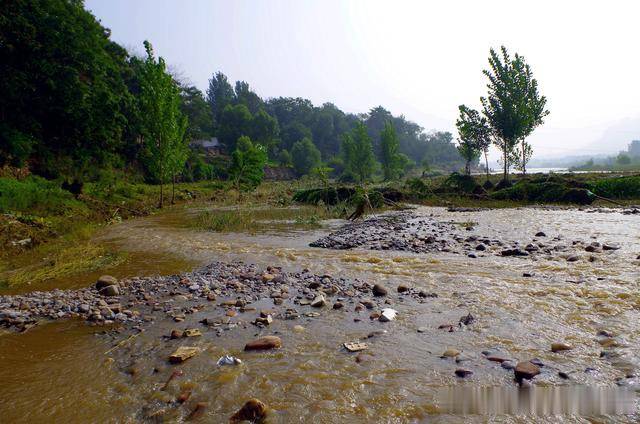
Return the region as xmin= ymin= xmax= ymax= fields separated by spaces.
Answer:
xmin=617 ymin=153 xmax=632 ymax=165
xmin=217 ymin=104 xmax=252 ymax=152
xmin=480 ymin=46 xmax=549 ymax=181
xmin=341 ymin=122 xmax=378 ymax=182
xmin=250 ymin=109 xmax=280 ymax=156
xmin=206 ymin=71 xmax=235 ymax=128
xmin=291 ymin=137 xmax=321 ymax=176
xmin=138 ymin=41 xmax=187 ymax=208
xmin=456 ymin=105 xmax=490 ymax=176
xmin=379 ymin=121 xmax=404 ymax=180
xmin=180 ymin=85 xmax=213 ymax=140
xmin=0 ymin=0 xmax=132 ymax=181
xmin=277 ymin=149 xmax=292 ymax=167
xmin=234 ymin=80 xmax=263 ymax=114
xmin=280 ymin=122 xmax=312 ymax=152
xmin=228 ymin=136 xmax=267 ymax=192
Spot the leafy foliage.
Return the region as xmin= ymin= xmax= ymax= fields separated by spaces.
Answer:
xmin=456 ymin=105 xmax=490 ymax=175
xmin=138 ymin=41 xmax=188 ymax=206
xmin=380 ymin=122 xmax=404 ymax=180
xmin=291 ymin=137 xmax=321 ymax=176
xmin=229 ymin=136 xmax=267 ymax=191
xmin=341 ymin=122 xmax=378 ymax=182
xmin=480 ymin=46 xmax=549 ymax=179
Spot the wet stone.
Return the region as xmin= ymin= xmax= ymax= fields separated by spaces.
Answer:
xmin=515 ymin=361 xmax=541 ymax=381
xmin=372 ymin=284 xmax=388 ymax=297
xmin=455 ymin=368 xmax=473 ymax=378
xmin=244 ymin=336 xmax=282 ymax=351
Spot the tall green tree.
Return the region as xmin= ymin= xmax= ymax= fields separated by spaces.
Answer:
xmin=217 ymin=104 xmax=252 ymax=152
xmin=180 ymin=85 xmax=213 ymax=140
xmin=250 ymin=109 xmax=280 ymax=156
xmin=379 ymin=121 xmax=404 ymax=180
xmin=138 ymin=41 xmax=187 ymax=208
xmin=229 ymin=136 xmax=267 ymax=192
xmin=0 ymin=0 xmax=132 ymax=181
xmin=291 ymin=137 xmax=321 ymax=176
xmin=341 ymin=122 xmax=378 ymax=182
xmin=456 ymin=105 xmax=490 ymax=176
xmin=206 ymin=71 xmax=235 ymax=128
xmin=480 ymin=46 xmax=549 ymax=180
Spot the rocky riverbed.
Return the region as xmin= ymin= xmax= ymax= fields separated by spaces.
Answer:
xmin=1 ymin=205 xmax=639 ymax=422
xmin=310 ymin=209 xmax=632 ymax=263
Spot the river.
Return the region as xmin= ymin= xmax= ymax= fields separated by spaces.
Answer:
xmin=0 ymin=204 xmax=638 ymax=422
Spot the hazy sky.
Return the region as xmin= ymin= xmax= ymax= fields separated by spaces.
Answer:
xmin=86 ymin=0 xmax=640 ymax=160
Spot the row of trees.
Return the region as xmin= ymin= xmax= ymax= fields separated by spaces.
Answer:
xmin=0 ymin=0 xmax=479 ymax=201
xmin=456 ymin=46 xmax=549 ymax=182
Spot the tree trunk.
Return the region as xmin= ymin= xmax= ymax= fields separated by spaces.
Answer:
xmin=465 ymin=160 xmax=471 ymax=176
xmin=159 ymin=182 xmax=164 ymax=208
xmin=171 ymin=174 xmax=176 ymax=204
xmin=484 ymin=151 xmax=489 ymax=181
xmin=521 ymin=141 xmax=527 ymax=175
xmin=503 ymin=144 xmax=508 ymax=182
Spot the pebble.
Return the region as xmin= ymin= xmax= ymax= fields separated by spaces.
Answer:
xmin=551 ymin=342 xmax=572 ymax=352
xmin=442 ymin=348 xmax=460 ymax=358
xmin=310 ymin=295 xmax=326 ymax=308
xmin=455 ymin=368 xmax=473 ymax=378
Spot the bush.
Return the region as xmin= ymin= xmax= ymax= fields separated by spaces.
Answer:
xmin=589 ymin=175 xmax=640 ymax=199
xmin=0 ymin=176 xmax=81 ymax=215
xmin=490 ymin=178 xmax=594 ymax=204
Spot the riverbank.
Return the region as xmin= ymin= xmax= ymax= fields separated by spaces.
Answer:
xmin=0 ymin=178 xmax=304 ymax=289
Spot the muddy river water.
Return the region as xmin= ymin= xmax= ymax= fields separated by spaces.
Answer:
xmin=1 ymin=205 xmax=639 ymax=422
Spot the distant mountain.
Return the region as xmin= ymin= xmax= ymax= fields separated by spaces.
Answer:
xmin=584 ymin=116 xmax=640 ymax=154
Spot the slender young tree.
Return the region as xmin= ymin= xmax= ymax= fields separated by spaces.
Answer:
xmin=480 ymin=46 xmax=549 ymax=181
xmin=229 ymin=136 xmax=267 ymax=193
xmin=380 ymin=121 xmax=403 ymax=180
xmin=138 ymin=41 xmax=187 ymax=207
xmin=456 ymin=105 xmax=492 ymax=177
xmin=341 ymin=121 xmax=378 ymax=182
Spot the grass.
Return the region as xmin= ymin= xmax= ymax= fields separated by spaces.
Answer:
xmin=0 ymin=221 xmax=127 ymax=289
xmin=191 ymin=205 xmax=346 ymax=233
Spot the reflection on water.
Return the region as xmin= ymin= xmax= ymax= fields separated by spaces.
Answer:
xmin=1 ymin=205 xmax=639 ymax=422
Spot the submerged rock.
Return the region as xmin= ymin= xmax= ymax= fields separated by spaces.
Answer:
xmin=244 ymin=336 xmax=282 ymax=351
xmin=455 ymin=368 xmax=473 ymax=378
xmin=168 ymin=346 xmax=200 ymax=363
xmin=230 ymin=398 xmax=268 ymax=423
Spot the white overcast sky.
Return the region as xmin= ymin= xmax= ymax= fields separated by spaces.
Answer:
xmin=87 ymin=0 xmax=640 ymax=160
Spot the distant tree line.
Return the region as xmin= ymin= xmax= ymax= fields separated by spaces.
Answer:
xmin=0 ymin=0 xmax=469 ymax=197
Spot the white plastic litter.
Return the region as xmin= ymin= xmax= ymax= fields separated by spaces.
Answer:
xmin=379 ymin=308 xmax=397 ymax=322
xmin=217 ymin=355 xmax=242 ymax=366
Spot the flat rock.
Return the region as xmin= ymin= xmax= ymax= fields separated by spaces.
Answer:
xmin=244 ymin=336 xmax=282 ymax=351
xmin=169 ymin=346 xmax=200 ymax=363
xmin=514 ymin=361 xmax=540 ymax=380
xmin=378 ymin=308 xmax=397 ymax=322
